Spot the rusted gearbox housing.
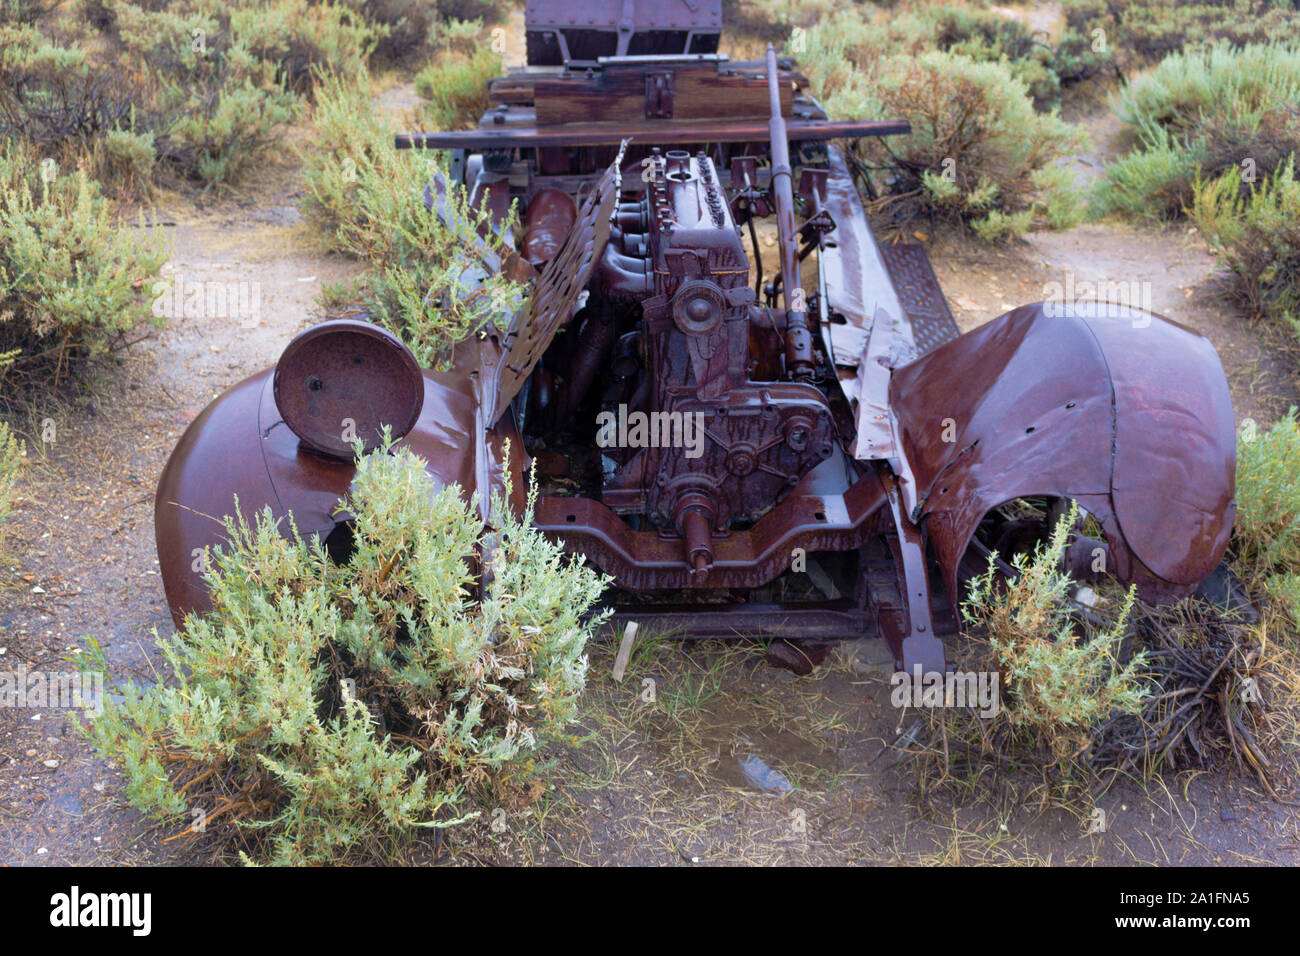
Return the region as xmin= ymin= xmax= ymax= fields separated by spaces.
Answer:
xmin=155 ymin=0 xmax=1237 ymax=675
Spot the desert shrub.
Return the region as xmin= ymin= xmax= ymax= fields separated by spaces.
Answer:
xmin=0 ymin=421 xmax=22 ymax=539
xmin=340 ymin=0 xmax=471 ymax=62
xmin=1191 ymin=156 xmax=1300 ymax=347
xmin=228 ymin=0 xmax=377 ymax=92
xmin=962 ymin=502 xmax=1148 ymax=754
xmin=154 ymin=79 xmax=300 ymax=187
xmin=1063 ymin=0 xmax=1300 ymax=71
xmin=108 ymin=0 xmax=375 ymax=89
xmin=724 ymin=0 xmax=868 ymax=46
xmin=923 ymin=4 xmax=1111 ymax=105
xmin=300 ymin=69 xmax=390 ymax=242
xmin=0 ymin=0 xmax=57 ymax=23
xmin=1093 ymin=43 xmax=1300 ymax=222
xmin=1088 ymin=599 xmax=1286 ymax=789
xmin=912 ymin=499 xmax=1286 ymax=797
xmin=805 ymin=29 xmax=1082 ymax=240
xmin=414 ymin=43 xmax=500 ymax=131
xmin=89 ymin=127 xmax=157 ymax=197
xmin=0 ymin=25 xmax=142 ymax=154
xmin=0 ymin=142 xmax=168 ymax=388
xmin=1234 ymin=410 xmax=1300 ymax=626
xmin=431 ymin=0 xmax=512 ymax=23
xmin=302 ymin=71 xmax=527 ymax=367
xmin=37 ymin=0 xmax=375 ymax=192
xmin=795 ymin=3 xmax=1110 ymax=109
xmin=89 ymin=437 xmax=607 ymax=865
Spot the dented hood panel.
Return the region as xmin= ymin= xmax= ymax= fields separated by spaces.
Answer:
xmin=889 ymin=302 xmax=1236 ymax=603
xmin=156 ymin=335 xmax=524 ymax=628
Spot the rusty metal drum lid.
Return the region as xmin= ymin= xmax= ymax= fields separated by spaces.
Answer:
xmin=272 ymin=319 xmax=424 ymax=458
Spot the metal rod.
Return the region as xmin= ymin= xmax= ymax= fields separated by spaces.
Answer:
xmin=394 ymin=118 xmax=911 ymax=151
xmin=765 ymin=44 xmax=814 ymax=377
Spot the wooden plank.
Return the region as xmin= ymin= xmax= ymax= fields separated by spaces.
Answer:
xmin=612 ymin=621 xmax=638 ymax=682
xmin=533 ymin=62 xmax=792 ymax=125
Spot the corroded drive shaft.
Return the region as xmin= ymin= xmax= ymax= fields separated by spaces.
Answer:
xmin=766 ymin=43 xmax=814 ymax=378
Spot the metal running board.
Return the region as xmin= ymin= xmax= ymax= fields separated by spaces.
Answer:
xmin=876 ymin=242 xmax=962 ymax=357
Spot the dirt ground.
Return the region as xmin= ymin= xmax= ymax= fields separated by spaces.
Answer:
xmin=2 ymin=14 xmax=1299 ymax=866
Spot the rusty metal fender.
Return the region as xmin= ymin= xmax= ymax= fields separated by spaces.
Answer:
xmin=889 ymin=302 xmax=1236 ymax=605
xmin=155 ymin=336 xmax=522 ymax=628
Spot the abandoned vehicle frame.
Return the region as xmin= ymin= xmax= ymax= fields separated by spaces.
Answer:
xmin=154 ymin=0 xmax=1237 ymax=677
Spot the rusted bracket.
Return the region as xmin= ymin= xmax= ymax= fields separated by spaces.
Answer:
xmin=884 ymin=471 xmax=947 ymax=676
xmin=645 ymin=72 xmax=674 ymax=118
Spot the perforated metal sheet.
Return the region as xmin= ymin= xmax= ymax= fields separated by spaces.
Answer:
xmin=487 ymin=143 xmax=627 ymax=424
xmin=876 ymin=242 xmax=962 ymax=356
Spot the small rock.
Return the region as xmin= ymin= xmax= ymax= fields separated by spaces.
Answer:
xmin=43 ymin=759 xmax=59 ymax=768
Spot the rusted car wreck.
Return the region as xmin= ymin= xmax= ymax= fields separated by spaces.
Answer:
xmin=155 ymin=0 xmax=1236 ymax=675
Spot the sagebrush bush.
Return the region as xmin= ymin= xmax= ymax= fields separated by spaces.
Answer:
xmin=0 ymin=142 xmax=168 ymax=388
xmin=1191 ymin=156 xmax=1300 ymax=347
xmin=341 ymin=0 xmax=503 ymax=63
xmin=89 ymin=437 xmax=607 ymax=865
xmin=795 ymin=3 xmax=1110 ymax=108
xmin=414 ymin=43 xmax=500 ymax=131
xmin=804 ymin=26 xmax=1082 ymax=240
xmin=0 ymin=421 xmax=22 ymax=540
xmin=228 ymin=0 xmax=377 ymax=92
xmin=89 ymin=127 xmax=157 ymax=197
xmin=1063 ymin=0 xmax=1300 ymax=69
xmin=1234 ymin=410 xmax=1300 ymax=626
xmin=22 ymin=0 xmax=377 ymax=192
xmin=0 ymin=0 xmax=57 ymax=24
xmin=0 ymin=25 xmax=141 ymax=154
xmin=1094 ymin=43 xmax=1300 ymax=222
xmin=302 ymin=70 xmax=527 ymax=368
xmin=155 ymin=79 xmax=300 ymax=187
xmin=962 ymin=502 xmax=1149 ymax=755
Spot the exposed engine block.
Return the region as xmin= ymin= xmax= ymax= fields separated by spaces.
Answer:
xmin=598 ymin=149 xmax=834 ymax=572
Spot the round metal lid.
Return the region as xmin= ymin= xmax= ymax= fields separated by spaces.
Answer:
xmin=273 ymin=319 xmax=424 ymax=459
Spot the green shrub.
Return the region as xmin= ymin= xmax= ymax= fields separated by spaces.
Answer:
xmin=796 ymin=3 xmax=1110 ymax=109
xmin=1191 ymin=156 xmax=1300 ymax=346
xmin=340 ymin=0 xmax=488 ymax=63
xmin=1094 ymin=43 xmax=1300 ymax=222
xmin=0 ymin=142 xmax=168 ymax=388
xmin=303 ymin=70 xmax=527 ymax=368
xmin=414 ymin=44 xmax=500 ymax=131
xmin=962 ymin=502 xmax=1149 ymax=753
xmin=155 ymin=79 xmax=300 ymax=188
xmin=1234 ymin=409 xmax=1300 ymax=625
xmin=805 ymin=31 xmax=1082 ymax=240
xmin=39 ymin=0 xmax=377 ymax=192
xmin=0 ymin=421 xmax=22 ymax=540
xmin=1063 ymin=0 xmax=1300 ymax=70
xmin=90 ymin=128 xmax=158 ymax=198
xmin=229 ymin=0 xmax=377 ymax=92
xmin=0 ymin=25 xmax=142 ymax=153
xmin=1089 ymin=123 xmax=1202 ymax=221
xmin=0 ymin=0 xmax=57 ymax=23
xmin=89 ymin=437 xmax=608 ymax=865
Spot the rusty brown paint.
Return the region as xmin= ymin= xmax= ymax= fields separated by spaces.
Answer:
xmin=156 ymin=332 xmax=524 ymax=628
xmin=891 ymin=302 xmax=1236 ymax=607
xmin=155 ymin=2 xmax=1241 ymax=676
